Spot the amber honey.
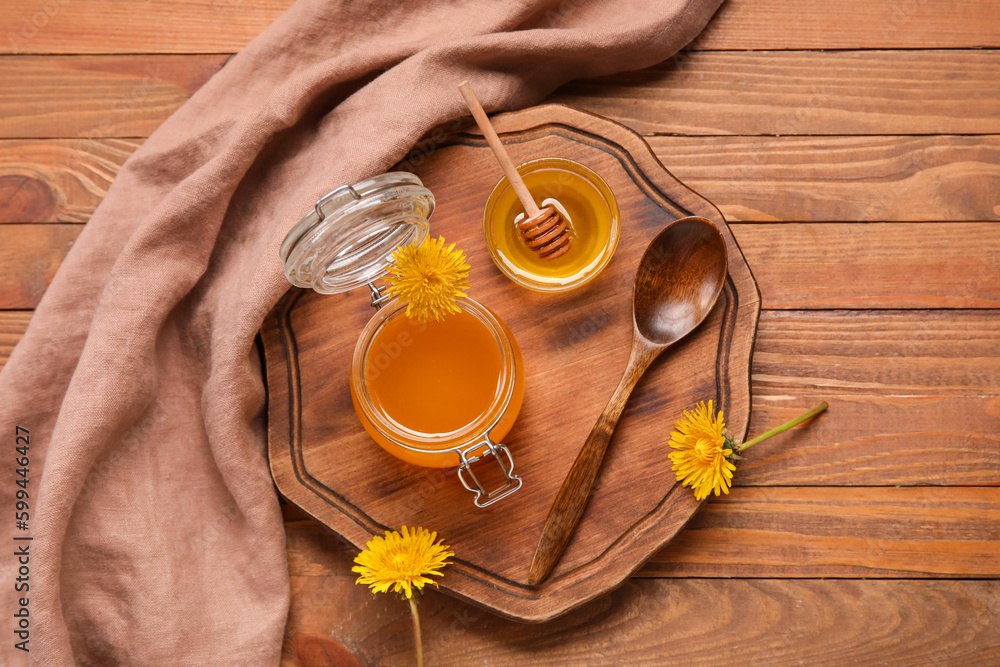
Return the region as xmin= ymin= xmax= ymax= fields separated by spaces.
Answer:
xmin=484 ymin=157 xmax=620 ymax=292
xmin=368 ymin=309 xmax=500 ymax=435
xmin=350 ymin=298 xmax=524 ymax=468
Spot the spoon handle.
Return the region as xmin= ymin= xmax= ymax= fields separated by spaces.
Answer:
xmin=528 ymin=344 xmax=659 ymax=586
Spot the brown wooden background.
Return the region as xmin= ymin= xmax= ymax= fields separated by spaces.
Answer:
xmin=1 ymin=1 xmax=998 ymax=664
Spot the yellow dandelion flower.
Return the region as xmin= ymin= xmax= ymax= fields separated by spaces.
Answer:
xmin=668 ymin=400 xmax=736 ymax=501
xmin=384 ymin=236 xmax=470 ymax=322
xmin=352 ymin=525 xmax=454 ymax=599
xmin=667 ymin=400 xmax=829 ymax=502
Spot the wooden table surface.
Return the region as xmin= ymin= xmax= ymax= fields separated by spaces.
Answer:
xmin=1 ymin=1 xmax=998 ymax=664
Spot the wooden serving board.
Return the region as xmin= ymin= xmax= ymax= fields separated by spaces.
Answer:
xmin=262 ymin=104 xmax=760 ymax=622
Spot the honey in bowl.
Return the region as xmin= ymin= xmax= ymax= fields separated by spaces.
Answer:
xmin=350 ymin=298 xmax=524 ymax=469
xmin=484 ymin=157 xmax=620 ymax=292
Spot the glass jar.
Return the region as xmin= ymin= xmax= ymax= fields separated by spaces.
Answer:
xmin=483 ymin=157 xmax=621 ymax=292
xmin=281 ymin=172 xmax=524 ymax=507
xmin=281 ymin=172 xmax=433 ymax=294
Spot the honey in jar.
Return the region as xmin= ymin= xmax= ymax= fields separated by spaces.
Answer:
xmin=351 ymin=300 xmax=524 ymax=470
xmin=484 ymin=157 xmax=620 ymax=292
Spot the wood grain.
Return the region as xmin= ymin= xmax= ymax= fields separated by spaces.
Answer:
xmin=3 ymin=51 xmax=999 ymax=139
xmin=0 ymin=139 xmax=140 ymax=223
xmin=745 ymin=310 xmax=1000 ymax=485
xmin=642 ymin=487 xmax=1000 ymax=578
xmin=553 ymin=50 xmax=1000 ymax=136
xmin=4 ymin=222 xmax=997 ymax=310
xmin=3 ymin=135 xmax=997 ymax=225
xmin=0 ymin=0 xmax=292 ymax=54
xmin=0 ymin=55 xmax=226 ymax=139
xmin=2 ymin=0 xmax=997 ymax=54
xmin=652 ymin=135 xmax=1000 ymax=223
xmin=0 ymin=311 xmax=31 ymax=372
xmin=743 ymin=394 xmax=1000 ymax=486
xmin=695 ymin=0 xmax=1000 ymax=50
xmin=0 ymin=225 xmax=79 ymax=309
xmin=732 ymin=223 xmax=1000 ymax=309
xmin=282 ymin=574 xmax=1000 ymax=666
xmin=283 ymin=486 xmax=1000 ymax=580
xmin=754 ymin=310 xmax=1000 ymax=398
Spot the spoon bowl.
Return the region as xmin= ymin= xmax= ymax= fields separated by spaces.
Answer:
xmin=634 ymin=216 xmax=729 ymax=348
xmin=528 ymin=216 xmax=728 ymax=586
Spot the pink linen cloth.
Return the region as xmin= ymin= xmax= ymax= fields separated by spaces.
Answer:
xmin=0 ymin=0 xmax=722 ymax=663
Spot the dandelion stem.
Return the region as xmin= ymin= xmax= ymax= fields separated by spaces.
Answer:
xmin=737 ymin=402 xmax=828 ymax=452
xmin=408 ymin=596 xmax=424 ymax=667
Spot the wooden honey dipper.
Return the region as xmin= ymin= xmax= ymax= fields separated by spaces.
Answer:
xmin=458 ymin=81 xmax=572 ymax=261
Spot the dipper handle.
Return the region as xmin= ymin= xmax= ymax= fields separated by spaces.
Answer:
xmin=458 ymin=81 xmax=541 ymax=218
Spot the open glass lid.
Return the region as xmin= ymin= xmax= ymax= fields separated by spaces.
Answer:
xmin=280 ymin=172 xmax=434 ymax=294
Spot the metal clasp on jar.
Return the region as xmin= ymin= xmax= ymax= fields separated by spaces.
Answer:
xmin=456 ymin=434 xmax=523 ymax=508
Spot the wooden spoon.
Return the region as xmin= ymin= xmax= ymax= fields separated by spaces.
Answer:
xmin=527 ymin=216 xmax=729 ymax=586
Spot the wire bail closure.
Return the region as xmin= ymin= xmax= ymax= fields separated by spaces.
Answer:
xmin=315 ymin=184 xmax=361 ymax=222
xmin=457 ymin=434 xmax=523 ymax=507
xmin=367 ymin=282 xmax=390 ymax=310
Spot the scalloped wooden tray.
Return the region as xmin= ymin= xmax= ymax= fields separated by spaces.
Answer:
xmin=261 ymin=104 xmax=760 ymax=622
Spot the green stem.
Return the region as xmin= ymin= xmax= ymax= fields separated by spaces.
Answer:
xmin=736 ymin=402 xmax=828 ymax=452
xmin=408 ymin=596 xmax=424 ymax=667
